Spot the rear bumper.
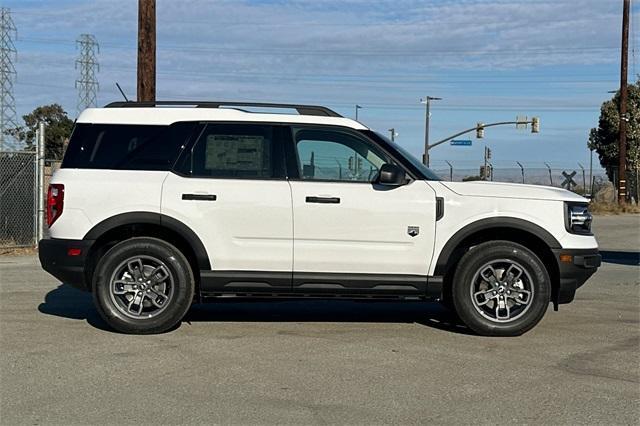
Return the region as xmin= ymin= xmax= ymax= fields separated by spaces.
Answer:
xmin=38 ymin=238 xmax=93 ymax=291
xmin=552 ymin=248 xmax=601 ymax=304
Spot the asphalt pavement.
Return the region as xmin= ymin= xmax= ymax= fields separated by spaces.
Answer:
xmin=1 ymin=215 xmax=638 ymax=425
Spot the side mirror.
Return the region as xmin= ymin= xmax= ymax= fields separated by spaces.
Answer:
xmin=378 ymin=163 xmax=406 ymax=186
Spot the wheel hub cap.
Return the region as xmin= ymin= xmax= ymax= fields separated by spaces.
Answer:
xmin=109 ymin=255 xmax=174 ymax=319
xmin=470 ymin=259 xmax=534 ymax=323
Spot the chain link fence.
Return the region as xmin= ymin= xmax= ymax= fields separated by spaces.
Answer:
xmin=0 ymin=150 xmax=37 ymax=248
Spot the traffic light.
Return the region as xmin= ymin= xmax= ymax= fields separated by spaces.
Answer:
xmin=476 ymin=122 xmax=484 ymax=138
xmin=531 ymin=117 xmax=540 ymax=133
xmin=486 ymin=148 xmax=492 ymax=160
xmin=348 ymin=156 xmax=353 ymax=170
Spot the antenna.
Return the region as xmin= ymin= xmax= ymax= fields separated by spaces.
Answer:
xmin=0 ymin=7 xmax=18 ymax=151
xmin=115 ymin=83 xmax=130 ymax=102
xmin=75 ymin=34 xmax=100 ymax=113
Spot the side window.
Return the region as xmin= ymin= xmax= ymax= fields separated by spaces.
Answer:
xmin=294 ymin=128 xmax=388 ymax=182
xmin=62 ymin=122 xmax=195 ymax=170
xmin=175 ymin=124 xmax=277 ymax=179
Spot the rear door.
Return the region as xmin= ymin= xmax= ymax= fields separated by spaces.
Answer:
xmin=161 ymin=123 xmax=293 ymax=293
xmin=288 ymin=126 xmax=437 ymax=295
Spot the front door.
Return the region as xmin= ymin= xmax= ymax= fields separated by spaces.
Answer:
xmin=161 ymin=123 xmax=293 ymax=293
xmin=288 ymin=126 xmax=437 ymax=295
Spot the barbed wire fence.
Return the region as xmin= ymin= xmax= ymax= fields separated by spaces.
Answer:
xmin=429 ymin=162 xmax=629 ymax=199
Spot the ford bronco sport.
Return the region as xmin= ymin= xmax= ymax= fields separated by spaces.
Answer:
xmin=38 ymin=101 xmax=601 ymax=335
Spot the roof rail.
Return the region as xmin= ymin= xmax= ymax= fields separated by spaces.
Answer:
xmin=103 ymin=101 xmax=342 ymax=117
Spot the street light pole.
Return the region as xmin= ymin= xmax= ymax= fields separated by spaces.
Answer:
xmin=355 ymin=104 xmax=362 ymax=121
xmin=425 ymin=118 xmax=539 ymax=164
xmin=421 ymin=96 xmax=442 ymax=167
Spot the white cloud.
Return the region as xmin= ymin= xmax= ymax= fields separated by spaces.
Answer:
xmin=4 ymin=0 xmax=631 ymax=164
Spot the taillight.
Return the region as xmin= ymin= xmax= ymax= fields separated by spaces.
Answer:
xmin=47 ymin=184 xmax=64 ymax=227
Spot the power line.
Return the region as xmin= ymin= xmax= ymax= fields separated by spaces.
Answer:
xmin=0 ymin=7 xmax=18 ymax=151
xmin=75 ymin=33 xmax=99 ymax=113
xmin=16 ymin=36 xmax=619 ymax=57
xmin=11 ymin=81 xmax=608 ymax=113
xmin=15 ymin=54 xmax=619 ymax=84
xmin=7 ymin=7 xmax=620 ymax=28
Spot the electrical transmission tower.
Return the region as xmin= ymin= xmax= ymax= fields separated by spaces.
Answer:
xmin=0 ymin=7 xmax=18 ymax=151
xmin=75 ymin=34 xmax=99 ymax=113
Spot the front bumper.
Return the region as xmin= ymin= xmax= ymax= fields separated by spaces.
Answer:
xmin=552 ymin=248 xmax=601 ymax=304
xmin=39 ymin=238 xmax=94 ymax=291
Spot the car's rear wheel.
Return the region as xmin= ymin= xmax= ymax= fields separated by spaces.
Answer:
xmin=93 ymin=237 xmax=194 ymax=334
xmin=452 ymin=240 xmax=550 ymax=336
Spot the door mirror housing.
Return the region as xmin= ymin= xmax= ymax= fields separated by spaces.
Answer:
xmin=378 ymin=163 xmax=406 ymax=186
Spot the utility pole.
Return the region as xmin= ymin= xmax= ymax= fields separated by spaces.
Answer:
xmin=355 ymin=104 xmax=362 ymax=121
xmin=75 ymin=34 xmax=100 ymax=113
xmin=0 ymin=7 xmax=17 ymax=151
xmin=618 ymin=0 xmax=630 ymax=203
xmin=421 ymin=96 xmax=442 ymax=167
xmin=137 ymin=0 xmax=156 ymax=102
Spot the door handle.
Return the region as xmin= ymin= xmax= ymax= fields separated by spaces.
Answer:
xmin=182 ymin=194 xmax=217 ymax=201
xmin=306 ymin=196 xmax=340 ymax=204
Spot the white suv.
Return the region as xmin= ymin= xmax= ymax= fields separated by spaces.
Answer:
xmin=38 ymin=101 xmax=601 ymax=336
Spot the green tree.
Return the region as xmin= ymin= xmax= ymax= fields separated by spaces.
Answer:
xmin=5 ymin=104 xmax=74 ymax=159
xmin=589 ymin=80 xmax=640 ymax=184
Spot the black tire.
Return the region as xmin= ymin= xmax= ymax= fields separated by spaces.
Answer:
xmin=92 ymin=237 xmax=195 ymax=334
xmin=452 ymin=240 xmax=550 ymax=336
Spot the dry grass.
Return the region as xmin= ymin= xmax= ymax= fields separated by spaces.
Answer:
xmin=589 ymin=201 xmax=640 ymax=215
xmin=0 ymin=246 xmax=37 ymax=256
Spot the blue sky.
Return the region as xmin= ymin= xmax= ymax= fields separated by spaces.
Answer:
xmin=3 ymin=0 xmax=639 ymax=172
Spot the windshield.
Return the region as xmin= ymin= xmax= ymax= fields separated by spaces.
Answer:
xmin=368 ymin=131 xmax=441 ymax=180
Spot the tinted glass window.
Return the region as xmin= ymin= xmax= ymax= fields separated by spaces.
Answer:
xmin=362 ymin=130 xmax=441 ymax=181
xmin=294 ymin=129 xmax=388 ymax=182
xmin=62 ymin=122 xmax=196 ymax=170
xmin=176 ymin=124 xmax=276 ymax=178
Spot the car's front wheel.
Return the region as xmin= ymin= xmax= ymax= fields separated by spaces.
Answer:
xmin=93 ymin=237 xmax=194 ymax=334
xmin=452 ymin=240 xmax=551 ymax=336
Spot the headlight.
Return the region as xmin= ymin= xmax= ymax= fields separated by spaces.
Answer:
xmin=565 ymin=202 xmax=593 ymax=235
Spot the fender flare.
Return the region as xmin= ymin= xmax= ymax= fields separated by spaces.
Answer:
xmin=434 ymin=217 xmax=561 ymax=275
xmin=83 ymin=211 xmax=211 ymax=270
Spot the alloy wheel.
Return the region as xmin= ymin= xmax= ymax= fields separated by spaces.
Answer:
xmin=469 ymin=259 xmax=534 ymax=323
xmin=108 ymin=255 xmax=175 ymax=319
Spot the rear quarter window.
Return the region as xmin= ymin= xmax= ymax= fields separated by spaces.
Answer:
xmin=62 ymin=122 xmax=196 ymax=170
